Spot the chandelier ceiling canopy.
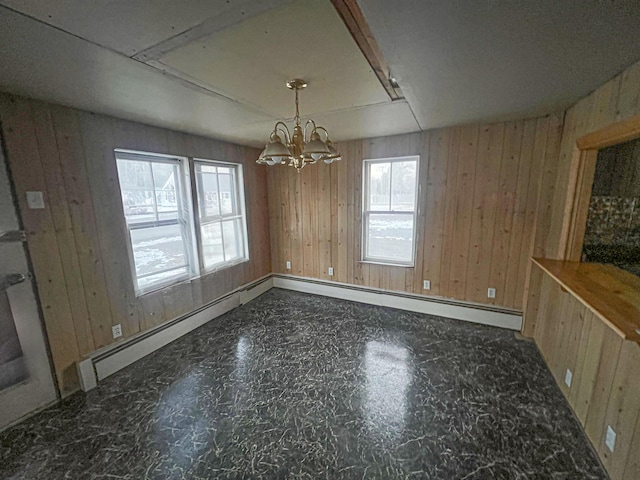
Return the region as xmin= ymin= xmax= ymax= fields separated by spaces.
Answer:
xmin=257 ymin=79 xmax=342 ymax=172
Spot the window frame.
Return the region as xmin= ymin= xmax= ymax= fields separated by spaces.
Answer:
xmin=191 ymin=158 xmax=250 ymax=273
xmin=361 ymin=155 xmax=420 ymax=267
xmin=114 ymin=149 xmax=249 ymax=297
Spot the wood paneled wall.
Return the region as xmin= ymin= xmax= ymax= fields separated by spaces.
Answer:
xmin=267 ymin=115 xmax=563 ymax=310
xmin=534 ymin=58 xmax=640 ymax=261
xmin=527 ymin=265 xmax=640 ymax=480
xmin=0 ymin=93 xmax=271 ymax=395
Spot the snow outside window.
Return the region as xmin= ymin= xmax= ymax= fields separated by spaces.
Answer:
xmin=115 ymin=151 xmax=194 ymax=293
xmin=363 ymin=156 xmax=419 ymax=266
xmin=194 ymin=160 xmax=248 ymax=271
xmin=115 ymin=151 xmax=249 ymax=295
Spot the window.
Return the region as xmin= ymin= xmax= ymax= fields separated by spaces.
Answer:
xmin=363 ymin=156 xmax=419 ymax=266
xmin=115 ymin=150 xmax=248 ymax=294
xmin=194 ymin=160 xmax=248 ymax=270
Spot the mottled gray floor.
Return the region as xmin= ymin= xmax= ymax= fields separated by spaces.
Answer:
xmin=0 ymin=289 xmax=607 ymax=479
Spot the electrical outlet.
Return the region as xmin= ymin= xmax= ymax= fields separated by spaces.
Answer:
xmin=487 ymin=288 xmax=496 ymax=299
xmin=328 ymin=267 xmax=334 ymax=276
xmin=423 ymin=280 xmax=431 ymax=290
xmin=565 ymin=369 xmax=573 ymax=388
xmin=605 ymin=425 xmax=616 ymax=452
xmin=112 ymin=324 xmax=122 ymax=339
xmin=286 ymin=261 xmax=291 ymax=270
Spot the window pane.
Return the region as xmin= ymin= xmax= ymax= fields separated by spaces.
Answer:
xmin=116 ymin=152 xmax=194 ymax=292
xmin=368 ymin=163 xmax=391 ymax=211
xmin=391 ymin=161 xmax=417 ymax=211
xmin=117 ymin=159 xmax=153 ymax=190
xmin=201 ymin=222 xmax=224 ymax=268
xmin=195 ymin=161 xmax=248 ymax=271
xmin=222 ymin=219 xmax=241 ymax=261
xmin=130 ymin=224 xmax=188 ymax=278
xmin=196 ymin=165 xmax=220 ymax=218
xmin=366 ymin=213 xmax=414 ymax=263
xmin=153 ymin=163 xmax=180 ymax=222
xmin=121 ymin=189 xmax=155 ymax=224
xmin=218 ymin=169 xmax=236 ymax=215
xmin=117 ymin=159 xmax=155 ymax=225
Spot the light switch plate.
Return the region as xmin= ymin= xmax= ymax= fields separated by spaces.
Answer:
xmin=565 ymin=369 xmax=573 ymax=388
xmin=423 ymin=280 xmax=431 ymax=290
xmin=26 ymin=191 xmax=45 ymax=209
xmin=605 ymin=425 xmax=616 ymax=452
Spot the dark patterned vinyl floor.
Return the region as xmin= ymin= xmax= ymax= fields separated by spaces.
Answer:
xmin=0 ymin=289 xmax=607 ymax=479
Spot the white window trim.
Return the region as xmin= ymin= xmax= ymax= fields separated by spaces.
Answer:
xmin=192 ymin=158 xmax=250 ymax=274
xmin=114 ymin=149 xmax=249 ymax=297
xmin=362 ymin=155 xmax=420 ymax=267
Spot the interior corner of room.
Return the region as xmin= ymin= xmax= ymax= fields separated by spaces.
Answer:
xmin=0 ymin=1 xmax=639 ymax=478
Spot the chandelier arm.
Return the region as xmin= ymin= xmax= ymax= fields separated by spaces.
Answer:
xmin=314 ymin=126 xmax=331 ymax=141
xmin=273 ymin=122 xmax=292 ymax=145
xmin=303 ymin=119 xmax=317 ymax=141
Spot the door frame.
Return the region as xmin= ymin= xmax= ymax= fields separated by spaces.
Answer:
xmin=559 ymin=113 xmax=640 ymax=261
xmin=0 ymin=134 xmax=59 ymax=431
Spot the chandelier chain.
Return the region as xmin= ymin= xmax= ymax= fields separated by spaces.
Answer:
xmin=294 ymin=85 xmax=301 ymax=126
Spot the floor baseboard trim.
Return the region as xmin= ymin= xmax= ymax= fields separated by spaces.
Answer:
xmin=77 ymin=276 xmax=273 ymax=391
xmin=77 ymin=274 xmax=522 ymax=391
xmin=272 ymin=275 xmax=523 ymax=331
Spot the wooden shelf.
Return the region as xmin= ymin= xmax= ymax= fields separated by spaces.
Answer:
xmin=533 ymin=258 xmax=640 ymax=344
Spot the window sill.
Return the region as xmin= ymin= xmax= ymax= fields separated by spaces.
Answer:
xmin=135 ymin=258 xmax=250 ymax=298
xmin=200 ymin=257 xmax=250 ymax=276
xmin=359 ymin=260 xmax=414 ymax=268
xmin=135 ymin=274 xmax=192 ymax=298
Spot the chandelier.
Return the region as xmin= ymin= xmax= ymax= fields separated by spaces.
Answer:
xmin=256 ymin=79 xmax=342 ymax=171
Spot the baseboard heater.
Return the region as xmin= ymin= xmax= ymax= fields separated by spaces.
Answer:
xmin=78 ymin=274 xmax=522 ymax=391
xmin=77 ymin=275 xmax=273 ymax=391
xmin=272 ymin=275 xmax=522 ymax=330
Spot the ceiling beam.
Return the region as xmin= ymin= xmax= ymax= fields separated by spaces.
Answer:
xmin=330 ymin=0 xmax=403 ymax=101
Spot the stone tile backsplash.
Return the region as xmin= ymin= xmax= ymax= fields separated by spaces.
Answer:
xmin=584 ymin=195 xmax=640 ymax=247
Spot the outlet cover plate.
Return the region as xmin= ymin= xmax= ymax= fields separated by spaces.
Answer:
xmin=328 ymin=267 xmax=334 ymax=276
xmin=286 ymin=261 xmax=291 ymax=270
xmin=26 ymin=191 xmax=45 ymax=209
xmin=565 ymin=369 xmax=573 ymax=388
xmin=423 ymin=280 xmax=431 ymax=290
xmin=487 ymin=288 xmax=496 ymax=299
xmin=112 ymin=324 xmax=122 ymax=339
xmin=605 ymin=425 xmax=616 ymax=452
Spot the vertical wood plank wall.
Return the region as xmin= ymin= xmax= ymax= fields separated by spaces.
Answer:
xmin=267 ymin=115 xmax=563 ymax=310
xmin=0 ymin=93 xmax=271 ymax=395
xmin=526 ymin=265 xmax=640 ymax=480
xmin=524 ymin=58 xmax=640 ymax=337
xmin=534 ymin=58 xmax=640 ymax=261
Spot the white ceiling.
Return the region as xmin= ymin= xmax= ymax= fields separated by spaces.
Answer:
xmin=0 ymin=0 xmax=639 ymax=147
xmin=359 ymin=0 xmax=640 ymax=129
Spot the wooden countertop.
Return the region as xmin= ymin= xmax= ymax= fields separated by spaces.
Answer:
xmin=533 ymin=258 xmax=640 ymax=344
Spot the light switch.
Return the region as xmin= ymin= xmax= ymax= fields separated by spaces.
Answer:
xmin=26 ymin=191 xmax=45 ymax=209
